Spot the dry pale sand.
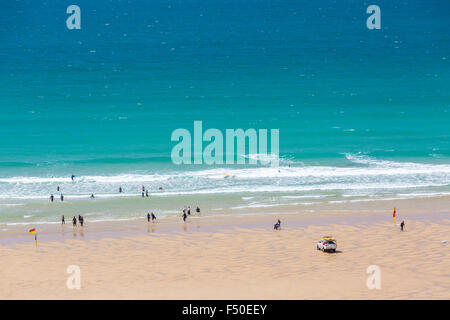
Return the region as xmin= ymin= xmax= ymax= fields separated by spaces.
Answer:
xmin=0 ymin=210 xmax=449 ymax=299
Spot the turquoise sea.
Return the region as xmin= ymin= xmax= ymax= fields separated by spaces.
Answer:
xmin=0 ymin=0 xmax=449 ymax=224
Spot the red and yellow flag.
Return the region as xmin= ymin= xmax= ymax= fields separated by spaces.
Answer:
xmin=29 ymin=228 xmax=37 ymax=246
xmin=393 ymin=208 xmax=396 ymax=223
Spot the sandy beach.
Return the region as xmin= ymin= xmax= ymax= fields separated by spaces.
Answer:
xmin=1 ymin=198 xmax=449 ymax=300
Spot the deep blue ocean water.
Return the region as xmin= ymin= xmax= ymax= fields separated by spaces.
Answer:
xmin=0 ymin=0 xmax=449 ymax=223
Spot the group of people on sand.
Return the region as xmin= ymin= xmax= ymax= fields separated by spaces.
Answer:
xmin=61 ymin=214 xmax=85 ymax=227
xmin=147 ymin=212 xmax=156 ymax=222
xmin=181 ymin=206 xmax=201 ymax=222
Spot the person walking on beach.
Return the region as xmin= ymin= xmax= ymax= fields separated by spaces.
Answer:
xmin=50 ymin=194 xmax=54 ymax=202
xmin=274 ymin=219 xmax=281 ymax=230
xmin=80 ymin=216 xmax=84 ymax=227
xmin=62 ymin=215 xmax=65 ymax=224
xmin=60 ymin=194 xmax=64 ymax=202
xmin=400 ymin=220 xmax=405 ymax=231
xmin=72 ymin=216 xmax=77 ymax=227
xmin=182 ymin=211 xmax=187 ymax=222
xmin=196 ymin=206 xmax=200 ymax=215
xmin=151 ymin=213 xmax=156 ymax=222
xmin=147 ymin=213 xmax=151 ymax=222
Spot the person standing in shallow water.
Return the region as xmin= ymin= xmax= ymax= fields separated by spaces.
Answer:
xmin=72 ymin=216 xmax=77 ymax=227
xmin=196 ymin=206 xmax=200 ymax=214
xmin=151 ymin=213 xmax=156 ymax=222
xmin=62 ymin=215 xmax=65 ymax=224
xmin=146 ymin=190 xmax=149 ymax=197
xmin=147 ymin=213 xmax=150 ymax=222
xmin=50 ymin=194 xmax=54 ymax=202
xmin=60 ymin=194 xmax=64 ymax=202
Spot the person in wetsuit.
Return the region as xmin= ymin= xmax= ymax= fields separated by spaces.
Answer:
xmin=72 ymin=216 xmax=77 ymax=226
xmin=274 ymin=219 xmax=281 ymax=230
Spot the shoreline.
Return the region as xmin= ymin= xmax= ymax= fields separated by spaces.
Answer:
xmin=1 ymin=195 xmax=449 ymax=246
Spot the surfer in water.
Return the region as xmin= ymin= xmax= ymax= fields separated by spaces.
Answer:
xmin=71 ymin=174 xmax=75 ymax=181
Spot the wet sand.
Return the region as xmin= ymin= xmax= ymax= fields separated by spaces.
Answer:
xmin=0 ymin=199 xmax=449 ymax=299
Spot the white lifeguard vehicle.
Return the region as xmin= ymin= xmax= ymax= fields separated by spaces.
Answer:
xmin=316 ymin=236 xmax=337 ymax=253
